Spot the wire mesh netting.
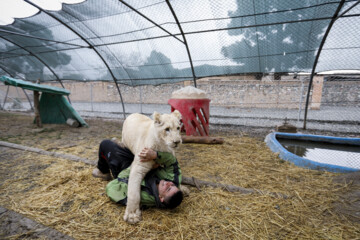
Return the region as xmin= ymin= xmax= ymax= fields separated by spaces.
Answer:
xmin=0 ymin=0 xmax=359 ymax=84
xmin=0 ymin=1 xmax=359 ymax=134
xmin=1 ymin=3 xmax=360 ymax=240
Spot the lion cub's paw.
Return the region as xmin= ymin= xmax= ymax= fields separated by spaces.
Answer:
xmin=123 ymin=208 xmax=142 ymax=224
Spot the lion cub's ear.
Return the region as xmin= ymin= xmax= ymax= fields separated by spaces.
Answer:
xmin=153 ymin=111 xmax=162 ymax=125
xmin=172 ymin=110 xmax=182 ymax=120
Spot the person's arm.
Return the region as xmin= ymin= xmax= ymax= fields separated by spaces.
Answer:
xmin=139 ymin=148 xmax=181 ymax=186
xmin=139 ymin=148 xmax=177 ymax=167
xmin=139 ymin=148 xmax=182 ymax=186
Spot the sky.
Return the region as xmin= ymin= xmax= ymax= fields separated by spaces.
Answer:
xmin=0 ymin=0 xmax=242 ymax=69
xmin=0 ymin=0 xmax=85 ymax=25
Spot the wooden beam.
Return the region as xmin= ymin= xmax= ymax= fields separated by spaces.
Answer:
xmin=33 ymin=91 xmax=42 ymax=128
xmin=181 ymin=136 xmax=224 ymax=144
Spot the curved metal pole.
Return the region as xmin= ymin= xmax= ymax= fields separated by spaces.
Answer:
xmin=119 ymin=0 xmax=183 ymax=43
xmin=0 ymin=65 xmax=34 ymax=110
xmin=165 ymin=0 xmax=197 ymax=87
xmin=251 ymin=0 xmax=262 ymax=74
xmin=0 ymin=65 xmax=15 ymax=78
xmin=2 ymin=85 xmax=9 ymax=109
xmin=88 ymin=13 xmax=359 ymax=49
xmin=61 ymin=8 xmax=134 ymax=87
xmin=22 ymin=88 xmax=34 ymax=110
xmin=336 ymin=0 xmax=360 ymax=19
xmin=0 ymin=64 xmax=27 ymax=81
xmin=0 ymin=66 xmax=11 ymax=109
xmin=23 ymin=0 xmax=126 ymax=119
xmin=303 ymin=0 xmax=345 ymax=129
xmin=0 ymin=35 xmax=71 ymax=104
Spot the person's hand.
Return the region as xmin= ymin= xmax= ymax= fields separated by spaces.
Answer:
xmin=139 ymin=148 xmax=157 ymax=162
xmin=139 ymin=148 xmax=159 ymax=169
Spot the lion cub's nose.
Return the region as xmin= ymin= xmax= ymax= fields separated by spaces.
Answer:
xmin=174 ymin=140 xmax=181 ymax=146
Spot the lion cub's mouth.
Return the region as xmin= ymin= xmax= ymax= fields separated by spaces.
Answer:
xmin=171 ymin=141 xmax=181 ymax=148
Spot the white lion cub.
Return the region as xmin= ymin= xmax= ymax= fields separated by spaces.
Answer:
xmin=121 ymin=110 xmax=182 ymax=224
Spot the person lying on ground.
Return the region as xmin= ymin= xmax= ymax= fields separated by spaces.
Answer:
xmin=92 ymin=139 xmax=185 ymax=209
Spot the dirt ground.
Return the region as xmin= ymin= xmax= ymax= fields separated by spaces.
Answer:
xmin=0 ymin=111 xmax=359 ymax=239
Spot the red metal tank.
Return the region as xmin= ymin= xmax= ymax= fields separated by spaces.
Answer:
xmin=168 ymin=98 xmax=210 ymax=136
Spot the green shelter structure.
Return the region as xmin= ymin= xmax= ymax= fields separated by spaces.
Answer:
xmin=0 ymin=76 xmax=88 ymax=127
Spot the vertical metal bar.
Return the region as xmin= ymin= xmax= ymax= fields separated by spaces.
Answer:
xmin=276 ymin=79 xmax=280 ymax=108
xmin=303 ymin=0 xmax=345 ymax=129
xmin=0 ymin=65 xmax=33 ymax=110
xmin=252 ymin=0 xmax=262 ymax=73
xmin=297 ymin=77 xmax=305 ymax=124
xmin=114 ymin=82 xmax=126 ymax=118
xmin=90 ymin=82 xmax=93 ymax=112
xmin=23 ymin=0 xmax=126 ymax=119
xmin=22 ymin=88 xmax=34 ymax=110
xmin=165 ymin=0 xmax=197 ymax=87
xmin=3 ymin=85 xmax=9 ymax=109
xmin=0 ymin=67 xmax=14 ymax=110
xmin=140 ymin=85 xmax=143 ymax=114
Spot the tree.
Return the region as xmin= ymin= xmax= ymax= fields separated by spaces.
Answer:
xmin=1 ymin=21 xmax=72 ymax=81
xmin=221 ymin=1 xmax=338 ymax=74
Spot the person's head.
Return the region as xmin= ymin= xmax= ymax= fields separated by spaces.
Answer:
xmin=158 ymin=180 xmax=183 ymax=209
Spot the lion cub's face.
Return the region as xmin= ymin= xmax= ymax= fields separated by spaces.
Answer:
xmin=153 ymin=110 xmax=182 ymax=149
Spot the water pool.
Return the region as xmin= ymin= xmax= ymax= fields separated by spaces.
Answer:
xmin=265 ymin=132 xmax=360 ymax=172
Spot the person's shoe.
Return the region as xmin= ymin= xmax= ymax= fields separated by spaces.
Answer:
xmin=92 ymin=168 xmax=112 ymax=181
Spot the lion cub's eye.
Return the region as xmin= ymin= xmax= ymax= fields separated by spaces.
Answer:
xmin=177 ymin=127 xmax=180 ymax=130
xmin=165 ymin=127 xmax=170 ymax=132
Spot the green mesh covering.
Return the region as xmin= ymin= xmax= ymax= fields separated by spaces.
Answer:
xmin=0 ymin=0 xmax=359 ymax=86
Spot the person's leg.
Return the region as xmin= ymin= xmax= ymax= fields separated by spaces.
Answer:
xmin=93 ymin=140 xmax=135 ymax=180
xmin=108 ymin=142 xmax=134 ymax=178
xmin=93 ymin=140 xmax=114 ymax=180
xmin=97 ymin=139 xmax=113 ymax=173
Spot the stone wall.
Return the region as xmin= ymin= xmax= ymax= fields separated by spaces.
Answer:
xmin=56 ymin=79 xmax=307 ymax=108
xmin=1 ymin=76 xmax=359 ymax=109
xmin=193 ymin=79 xmax=307 ymax=108
xmin=322 ymin=80 xmax=360 ymax=107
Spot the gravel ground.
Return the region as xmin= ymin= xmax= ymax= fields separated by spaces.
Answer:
xmin=0 ymin=206 xmax=74 ymax=240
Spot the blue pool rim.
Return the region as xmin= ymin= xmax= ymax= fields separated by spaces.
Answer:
xmin=265 ymin=132 xmax=360 ymax=173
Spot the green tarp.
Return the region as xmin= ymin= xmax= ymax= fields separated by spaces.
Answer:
xmin=38 ymin=93 xmax=88 ymax=127
xmin=0 ymin=76 xmax=88 ymax=127
xmin=0 ymin=76 xmax=70 ymax=95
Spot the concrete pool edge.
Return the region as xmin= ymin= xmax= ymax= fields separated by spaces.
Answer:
xmin=265 ymin=132 xmax=360 ymax=173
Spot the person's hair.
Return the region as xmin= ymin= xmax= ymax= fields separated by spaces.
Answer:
xmin=163 ymin=190 xmax=183 ymax=209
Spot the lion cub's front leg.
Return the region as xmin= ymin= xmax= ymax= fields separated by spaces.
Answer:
xmin=123 ymin=156 xmax=153 ymax=224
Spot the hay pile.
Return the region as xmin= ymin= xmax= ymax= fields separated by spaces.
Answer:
xmin=0 ymin=112 xmax=359 ymax=239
